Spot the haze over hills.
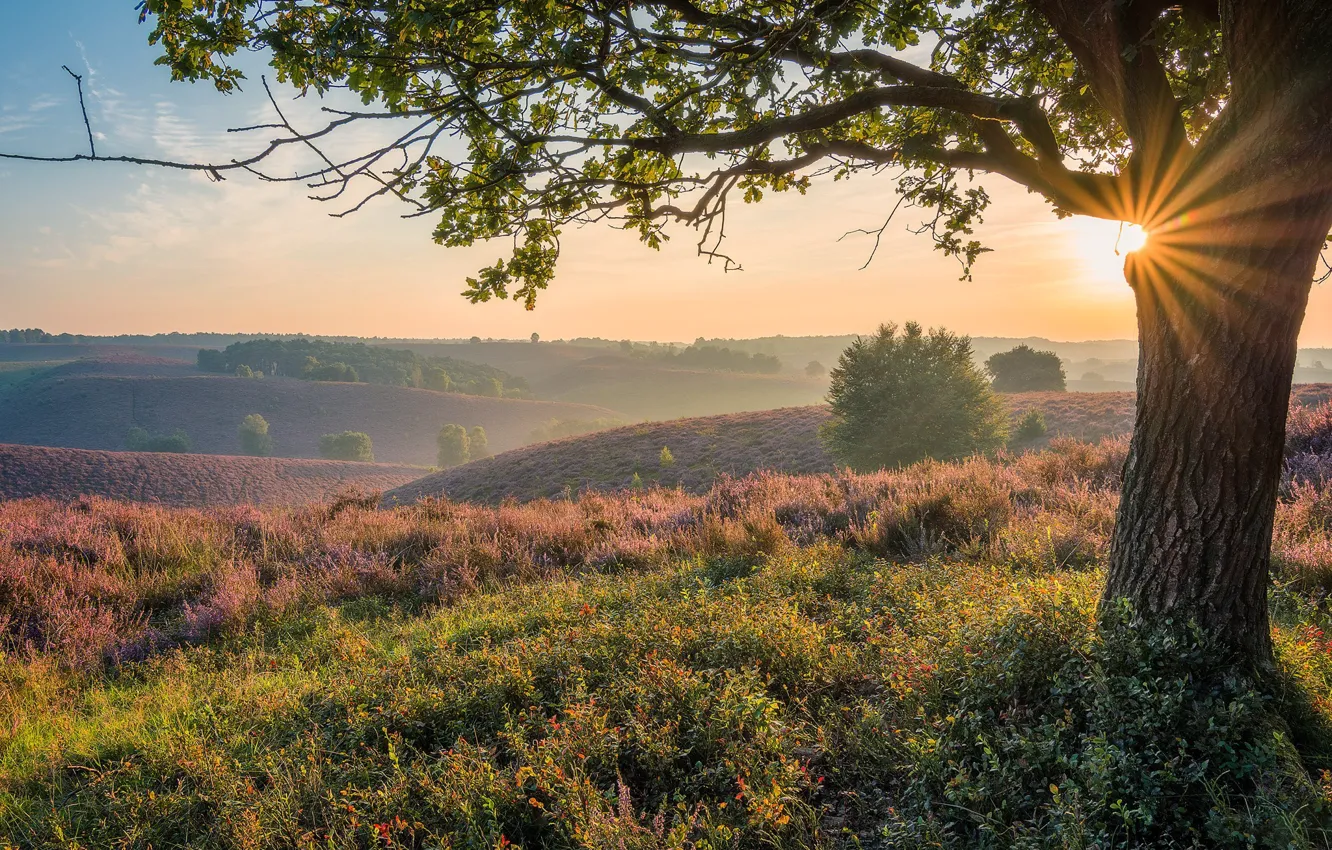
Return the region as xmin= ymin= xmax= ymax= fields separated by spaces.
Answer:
xmin=0 ymin=357 xmax=618 ymax=466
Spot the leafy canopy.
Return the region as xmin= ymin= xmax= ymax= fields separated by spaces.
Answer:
xmin=987 ymin=344 xmax=1066 ymax=392
xmin=821 ymin=321 xmax=1008 ymax=470
xmin=136 ymin=0 xmax=1233 ymax=306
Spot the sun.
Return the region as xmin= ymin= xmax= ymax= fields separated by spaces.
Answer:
xmin=1116 ymin=223 xmax=1150 ymax=255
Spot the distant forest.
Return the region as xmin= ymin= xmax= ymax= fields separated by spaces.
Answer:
xmin=197 ymin=339 xmax=530 ymax=397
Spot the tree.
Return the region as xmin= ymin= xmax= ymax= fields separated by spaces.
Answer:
xmin=238 ymin=414 xmax=274 ymax=457
xmin=17 ymin=1 xmax=1332 ymax=665
xmin=821 ymin=323 xmax=1008 ymax=471
xmin=986 ymin=345 xmax=1067 ymax=392
xmin=320 ymin=432 xmax=374 ymax=463
xmin=530 ymin=333 xmax=540 ymax=344
xmin=437 ymin=424 xmax=471 ymax=468
xmin=469 ymin=426 xmax=492 ymax=460
xmin=805 ymin=361 xmax=826 ymax=378
xmin=659 ymin=446 xmax=675 ymax=469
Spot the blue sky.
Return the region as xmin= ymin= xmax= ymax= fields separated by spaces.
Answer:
xmin=1 ymin=2 xmax=1327 ymax=343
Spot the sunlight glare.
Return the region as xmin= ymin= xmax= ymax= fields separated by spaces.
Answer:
xmin=1117 ymin=223 xmax=1150 ymax=255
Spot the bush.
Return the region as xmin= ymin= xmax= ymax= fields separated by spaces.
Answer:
xmin=423 ymin=365 xmax=452 ymax=392
xmin=660 ymin=446 xmax=675 ymax=468
xmin=320 ymin=431 xmax=374 ymax=462
xmin=821 ymin=322 xmax=1009 ymax=471
xmin=125 ymin=427 xmax=193 ymax=453
xmin=437 ymin=424 xmax=471 ymax=467
xmin=469 ymin=426 xmax=491 ymax=459
xmin=1011 ymin=409 xmax=1049 ymax=444
xmin=805 ymin=360 xmax=825 ymax=377
xmin=986 ymin=344 xmax=1067 ymax=391
xmin=238 ymin=414 xmax=274 ymax=457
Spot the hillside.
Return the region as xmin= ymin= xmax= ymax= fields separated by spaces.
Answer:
xmin=0 ymin=443 xmax=425 ymax=506
xmin=0 ymin=369 xmax=621 ymax=465
xmin=385 ymin=391 xmax=1142 ymax=504
xmin=539 ymin=356 xmax=830 ymax=419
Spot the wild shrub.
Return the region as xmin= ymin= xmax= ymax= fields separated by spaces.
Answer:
xmin=237 ymin=414 xmax=274 ymax=457
xmin=320 ymin=431 xmax=374 ymax=462
xmin=821 ymin=322 xmax=1008 ymax=471
xmin=125 ymin=426 xmax=193 ymax=453
xmin=1011 ymin=408 xmax=1049 ymax=444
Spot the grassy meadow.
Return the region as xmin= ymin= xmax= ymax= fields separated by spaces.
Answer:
xmin=5 ymin=430 xmax=1332 ymax=847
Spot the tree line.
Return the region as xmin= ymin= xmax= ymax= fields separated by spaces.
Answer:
xmin=197 ymin=339 xmax=528 ymax=398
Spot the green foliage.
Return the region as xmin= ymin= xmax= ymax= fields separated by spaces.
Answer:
xmin=196 ymin=348 xmax=227 ymax=372
xmin=659 ymin=446 xmax=675 ymax=469
xmin=1013 ymin=409 xmax=1050 ymax=444
xmin=137 ymin=0 xmax=1234 ymax=298
xmin=197 ymin=338 xmax=526 ymax=396
xmin=469 ymin=426 xmax=491 ymax=460
xmin=238 ymin=414 xmax=273 ymax=457
xmin=528 ymin=417 xmax=628 ymax=444
xmin=422 ymin=365 xmax=452 ymax=392
xmin=804 ymin=360 xmax=825 ymax=378
xmin=530 ymin=332 xmax=540 ymax=344
xmin=303 ymin=359 xmax=359 ymax=383
xmin=319 ymin=431 xmax=374 ymax=463
xmin=125 ymin=426 xmax=193 ymax=454
xmin=988 ymin=344 xmax=1068 ymax=392
xmin=630 ymin=471 xmax=644 ymax=489
xmin=628 ymin=343 xmax=782 ymax=374
xmin=436 ymin=424 xmax=470 ymax=468
xmin=821 ymin=322 xmax=1009 ymax=471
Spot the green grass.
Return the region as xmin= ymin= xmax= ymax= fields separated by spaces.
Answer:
xmin=5 ymin=545 xmax=1332 ymax=848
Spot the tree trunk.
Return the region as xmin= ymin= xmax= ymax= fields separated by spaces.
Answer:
xmin=1100 ymin=0 xmax=1332 ymax=668
xmin=1104 ymin=227 xmax=1322 ymax=666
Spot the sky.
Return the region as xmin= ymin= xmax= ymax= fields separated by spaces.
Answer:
xmin=1 ymin=2 xmax=1329 ymax=344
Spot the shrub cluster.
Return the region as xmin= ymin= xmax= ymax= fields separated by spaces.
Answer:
xmin=320 ymin=431 xmax=374 ymax=462
xmin=124 ymin=426 xmax=192 ymax=453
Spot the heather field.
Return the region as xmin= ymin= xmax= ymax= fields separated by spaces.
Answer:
xmin=0 ymin=444 xmax=426 ymax=507
xmin=6 ymin=429 xmax=1332 ymax=846
xmin=386 ymin=392 xmax=1144 ymax=505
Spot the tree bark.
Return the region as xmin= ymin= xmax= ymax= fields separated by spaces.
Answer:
xmin=1105 ymin=224 xmax=1323 ymax=665
xmin=1100 ymin=0 xmax=1332 ymax=668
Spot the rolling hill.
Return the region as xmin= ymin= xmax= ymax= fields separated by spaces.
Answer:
xmin=0 ymin=443 xmax=426 ymax=507
xmin=0 ymin=363 xmax=622 ymax=465
xmin=538 ymin=355 xmax=830 ymax=419
xmin=384 ymin=390 xmax=1144 ymax=505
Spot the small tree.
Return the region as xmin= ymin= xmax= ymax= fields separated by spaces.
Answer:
xmin=437 ymin=424 xmax=471 ymax=467
xmin=986 ymin=345 xmax=1067 ymax=392
xmin=659 ymin=446 xmax=675 ymax=469
xmin=469 ymin=426 xmax=491 ymax=460
xmin=530 ymin=332 xmax=540 ymax=344
xmin=320 ymin=431 xmax=374 ymax=462
xmin=805 ymin=360 xmax=826 ymax=378
xmin=238 ymin=414 xmax=274 ymax=457
xmin=821 ymin=323 xmax=1008 ymax=471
